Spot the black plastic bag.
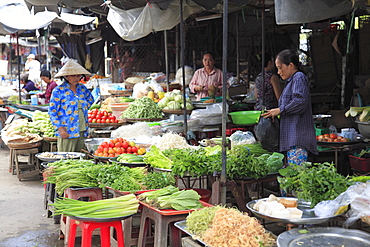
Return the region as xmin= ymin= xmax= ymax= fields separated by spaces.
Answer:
xmin=255 ymin=116 xmax=280 ymax=152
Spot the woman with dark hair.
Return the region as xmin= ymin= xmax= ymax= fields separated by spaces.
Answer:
xmin=38 ymin=70 xmax=58 ymax=104
xmin=48 ymin=60 xmax=94 ymax=152
xmin=189 ymin=51 xmax=223 ymax=101
xmin=262 ymin=49 xmax=317 ymax=165
xmin=20 ymin=73 xmax=38 ymax=92
xmin=254 ymin=53 xmax=281 ymax=111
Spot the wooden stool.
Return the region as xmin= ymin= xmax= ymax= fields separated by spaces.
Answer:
xmin=137 ymin=204 xmax=187 ymax=247
xmin=60 ymin=187 xmax=103 ymax=245
xmin=68 ymin=216 xmax=126 ymax=247
xmin=9 ymin=148 xmax=40 ymax=181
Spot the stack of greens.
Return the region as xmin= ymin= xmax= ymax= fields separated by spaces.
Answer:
xmin=138 ymin=186 xmax=203 ymax=211
xmin=52 ymin=194 xmax=139 ymax=218
xmin=278 ymin=162 xmax=352 ymax=207
xmin=122 ymin=97 xmax=163 ymax=119
xmin=45 ymin=160 xmax=175 ymax=194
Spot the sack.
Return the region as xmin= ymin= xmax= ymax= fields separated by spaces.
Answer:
xmin=255 ymin=116 xmax=280 ymax=152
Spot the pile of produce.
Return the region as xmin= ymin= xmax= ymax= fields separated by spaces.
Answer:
xmin=186 ymin=206 xmax=275 ymax=247
xmin=8 ymin=95 xmax=29 ymax=105
xmin=45 ymin=160 xmax=175 ymax=194
xmin=278 ymin=162 xmax=352 ymax=207
xmin=157 ymin=89 xmax=193 ymax=110
xmin=31 ymin=111 xmax=56 ymax=138
xmin=93 ymin=137 xmax=146 ymax=158
xmin=122 ymin=97 xmax=163 ymax=119
xmin=88 ymin=108 xmax=119 ymax=124
xmin=316 ymin=133 xmax=350 ymax=142
xmin=116 ymin=153 xmax=144 ymax=163
xmin=345 ymin=106 xmax=370 ymax=122
xmin=111 ymin=122 xmax=154 ymax=140
xmin=151 ymin=132 xmax=193 ymax=150
xmin=138 ymin=186 xmax=203 ymax=210
xmin=143 ymin=143 xmax=277 ymax=179
xmin=52 ymin=194 xmax=139 ymax=218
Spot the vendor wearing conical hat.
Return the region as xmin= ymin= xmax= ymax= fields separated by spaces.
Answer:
xmin=48 ymin=59 xmax=94 ymax=152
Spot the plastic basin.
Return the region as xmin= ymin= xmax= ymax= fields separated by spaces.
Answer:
xmin=229 ymin=111 xmax=261 ymax=125
xmin=356 ymin=120 xmax=370 ymax=139
xmin=111 ymin=103 xmax=131 ymax=119
xmin=84 ymin=138 xmax=111 ymax=153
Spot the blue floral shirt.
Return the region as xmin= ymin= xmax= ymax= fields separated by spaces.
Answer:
xmin=48 ymin=82 xmax=93 ymax=138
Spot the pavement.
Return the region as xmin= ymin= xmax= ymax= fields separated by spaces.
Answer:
xmin=0 ymin=145 xmax=63 ymax=247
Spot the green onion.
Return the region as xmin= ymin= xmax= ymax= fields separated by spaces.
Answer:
xmin=51 ymin=194 xmax=139 ymax=218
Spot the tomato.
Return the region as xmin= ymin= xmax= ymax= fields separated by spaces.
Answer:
xmin=96 ymin=119 xmax=101 ymax=123
xmin=94 ymin=150 xmax=99 ymax=156
xmin=116 ymin=147 xmax=122 ymax=154
xmin=329 ymin=133 xmax=337 ymax=139
xmin=109 ymin=153 xmax=115 ymax=157
xmin=109 ymin=141 xmax=115 ymax=148
xmin=92 ymin=119 xmax=97 ymax=123
xmin=97 ymin=146 xmax=104 ymax=152
xmin=127 ymin=147 xmax=132 ymax=153
xmin=105 ymin=119 xmax=111 ymax=123
xmin=108 ymin=148 xmax=115 ymax=154
xmin=103 ymin=148 xmax=109 ymax=153
xmin=101 ymin=142 xmax=109 ymax=148
xmin=115 ymin=142 xmax=122 ymax=148
xmin=88 ymin=118 xmax=92 ymax=123
xmin=102 ymin=115 xmax=107 ymax=120
xmin=122 ymin=142 xmax=129 ymax=149
xmin=114 ymin=119 xmax=119 ymax=123
xmin=117 ymin=138 xmax=123 ymax=143
xmin=131 ymin=146 xmax=138 ymax=153
xmin=102 ymin=153 xmax=109 ymax=157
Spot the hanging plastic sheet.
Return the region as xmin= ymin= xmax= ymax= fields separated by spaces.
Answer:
xmin=107 ymin=1 xmax=204 ymax=41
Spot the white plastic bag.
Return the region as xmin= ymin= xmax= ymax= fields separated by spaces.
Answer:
xmin=230 ymin=131 xmax=256 ymax=147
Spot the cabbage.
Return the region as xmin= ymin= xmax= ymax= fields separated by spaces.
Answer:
xmin=174 ymin=95 xmax=183 ymax=103
xmin=172 ymin=89 xmax=181 ymax=95
xmin=181 ymin=102 xmax=194 ymax=110
xmin=157 ymin=98 xmax=169 ymax=108
xmin=165 ymin=92 xmax=175 ymax=101
xmin=166 ymin=101 xmax=181 ymax=110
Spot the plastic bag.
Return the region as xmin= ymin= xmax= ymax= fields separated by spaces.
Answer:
xmin=344 ymin=182 xmax=370 ymax=227
xmin=255 ymin=116 xmax=279 ymax=152
xmin=190 ymin=103 xmax=225 ymax=126
xmin=314 ymin=200 xmax=340 ymax=217
xmin=230 ymin=131 xmax=256 ymax=146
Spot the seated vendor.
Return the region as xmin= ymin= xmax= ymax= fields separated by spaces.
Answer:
xmin=38 ymin=70 xmax=57 ymax=104
xmin=20 ymin=73 xmax=38 ymax=93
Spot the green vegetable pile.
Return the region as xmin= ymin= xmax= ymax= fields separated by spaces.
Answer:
xmin=143 ymin=144 xmax=273 ymax=179
xmin=122 ymin=97 xmax=163 ymax=119
xmin=52 ymin=194 xmax=139 ymax=218
xmin=8 ymin=95 xmax=29 ymax=105
xmin=157 ymin=89 xmax=193 ymax=110
xmin=45 ymin=160 xmax=175 ymax=194
xmin=138 ymin=186 xmax=203 ymax=211
xmin=186 ymin=205 xmax=224 ymax=236
xmin=116 ymin=153 xmax=144 ymax=163
xmin=277 ymin=162 xmax=352 ymax=207
xmin=32 ymin=111 xmax=56 ymax=137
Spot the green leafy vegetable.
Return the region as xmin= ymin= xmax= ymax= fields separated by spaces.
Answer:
xmin=278 ymin=162 xmax=352 ymax=207
xmin=154 ymin=189 xmax=202 ymax=211
xmin=122 ymin=97 xmax=163 ymax=119
xmin=143 ymin=145 xmax=173 ymax=169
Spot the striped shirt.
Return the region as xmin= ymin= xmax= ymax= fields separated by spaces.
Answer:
xmin=279 ymin=71 xmax=318 ymax=155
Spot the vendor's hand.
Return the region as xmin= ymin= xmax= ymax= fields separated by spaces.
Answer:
xmin=261 ymin=108 xmax=280 ymax=121
xmin=58 ymin=127 xmax=69 ymax=139
xmin=194 ymin=85 xmax=204 ymax=92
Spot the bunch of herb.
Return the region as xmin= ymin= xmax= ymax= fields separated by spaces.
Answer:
xmin=278 ymin=162 xmax=352 ymax=207
xmin=142 ymin=172 xmax=176 ymax=189
xmin=224 ymin=146 xmax=269 ymax=179
xmin=165 ymin=148 xmax=214 ymax=177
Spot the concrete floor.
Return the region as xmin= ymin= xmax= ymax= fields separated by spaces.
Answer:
xmin=0 ymin=145 xmax=63 ymax=247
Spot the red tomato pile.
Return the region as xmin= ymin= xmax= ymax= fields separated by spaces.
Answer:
xmin=93 ymin=137 xmax=147 ymax=157
xmin=316 ymin=133 xmax=350 ymax=142
xmin=88 ymin=109 xmax=119 ymax=124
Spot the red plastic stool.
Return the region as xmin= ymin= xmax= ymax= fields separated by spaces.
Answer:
xmin=68 ymin=217 xmax=125 ymax=247
xmin=60 ymin=187 xmax=103 ymax=245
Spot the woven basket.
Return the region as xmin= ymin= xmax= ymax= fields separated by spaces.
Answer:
xmin=43 ymin=136 xmax=58 ymax=142
xmin=7 ymin=139 xmax=43 ymax=149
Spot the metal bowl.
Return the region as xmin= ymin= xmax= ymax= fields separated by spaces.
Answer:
xmin=356 ymin=120 xmax=370 ymax=139
xmin=246 ymin=197 xmax=343 ymax=225
xmin=84 ymin=138 xmax=111 ymax=153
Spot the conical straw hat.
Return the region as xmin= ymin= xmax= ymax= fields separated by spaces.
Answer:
xmin=55 ymin=59 xmax=91 ymax=78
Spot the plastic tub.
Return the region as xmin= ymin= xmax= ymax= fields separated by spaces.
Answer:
xmin=229 ymin=111 xmax=261 ymax=125
xmin=348 ymin=155 xmax=370 ymax=172
xmin=111 ymin=103 xmax=131 ymax=119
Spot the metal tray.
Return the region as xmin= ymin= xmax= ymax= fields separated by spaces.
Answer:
xmin=35 ymin=152 xmax=85 ymax=162
xmin=174 ymin=220 xmax=208 ymax=246
xmin=246 ymin=197 xmax=342 ymax=225
xmin=317 ymin=140 xmax=364 ymax=146
xmin=277 ymin=227 xmax=370 ymax=247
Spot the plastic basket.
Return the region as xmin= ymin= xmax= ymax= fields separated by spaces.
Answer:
xmin=348 ymin=155 xmax=370 ymax=172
